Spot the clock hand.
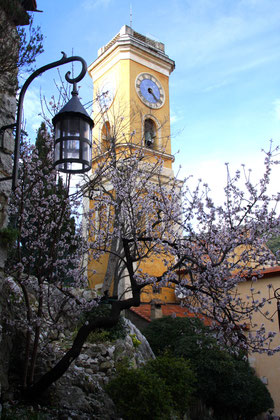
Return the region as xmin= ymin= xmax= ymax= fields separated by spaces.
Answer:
xmin=148 ymin=87 xmax=158 ymax=102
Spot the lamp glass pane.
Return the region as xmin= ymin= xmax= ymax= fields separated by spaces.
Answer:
xmin=60 ymin=119 xmax=67 ymax=137
xmin=55 ymin=121 xmax=61 ymax=139
xmin=82 ymin=141 xmax=91 ymax=161
xmin=67 ymin=117 xmax=80 ymax=137
xmin=67 ymin=162 xmax=83 ymax=171
xmin=81 ymin=120 xmax=90 ymax=139
xmin=63 ymin=139 xmax=80 ymax=159
xmin=54 ymin=142 xmax=60 ymax=162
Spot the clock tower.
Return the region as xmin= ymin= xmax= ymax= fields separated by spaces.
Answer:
xmin=87 ymin=26 xmax=177 ymax=301
xmin=88 ymin=25 xmax=175 ymax=172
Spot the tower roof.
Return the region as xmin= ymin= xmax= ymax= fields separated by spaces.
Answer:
xmin=88 ymin=25 xmax=175 ymax=77
xmin=98 ymin=25 xmax=166 ymax=56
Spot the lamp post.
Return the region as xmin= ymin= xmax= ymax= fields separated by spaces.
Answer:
xmin=0 ymin=52 xmax=93 ymax=190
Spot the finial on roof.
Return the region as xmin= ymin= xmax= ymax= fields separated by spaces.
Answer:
xmin=130 ymin=4 xmax=132 ymax=28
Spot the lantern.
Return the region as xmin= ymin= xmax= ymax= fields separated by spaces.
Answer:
xmin=52 ymin=84 xmax=94 ymax=173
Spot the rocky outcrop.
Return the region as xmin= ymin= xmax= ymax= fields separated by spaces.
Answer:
xmin=0 ymin=274 xmax=155 ymax=418
xmin=37 ymin=318 xmax=154 ymax=419
xmin=1 ymin=304 xmax=155 ymax=419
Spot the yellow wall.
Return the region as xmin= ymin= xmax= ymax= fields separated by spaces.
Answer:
xmin=174 ymin=268 xmax=280 ymax=414
xmin=91 ymin=59 xmax=132 ymax=157
xmin=129 ymin=59 xmax=172 ymax=157
xmin=88 ymin=45 xmax=174 ymax=169
xmin=237 ymin=273 xmax=280 ymax=415
xmin=87 ymin=28 xmax=176 ymax=293
xmin=141 ymin=283 xmax=177 ymax=303
xmin=87 ymin=30 xmax=280 ymax=414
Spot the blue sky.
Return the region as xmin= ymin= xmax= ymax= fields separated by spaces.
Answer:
xmin=24 ymin=0 xmax=280 ymax=197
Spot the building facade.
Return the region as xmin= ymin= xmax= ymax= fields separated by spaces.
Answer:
xmin=87 ymin=25 xmax=178 ymax=301
xmin=86 ymin=26 xmax=280 ymax=416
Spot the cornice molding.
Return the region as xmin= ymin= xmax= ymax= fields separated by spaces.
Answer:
xmin=88 ymin=26 xmax=175 ymax=81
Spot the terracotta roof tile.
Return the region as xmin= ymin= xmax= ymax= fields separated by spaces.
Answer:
xmin=129 ymin=303 xmax=212 ymax=325
xmin=257 ymin=265 xmax=280 ymax=277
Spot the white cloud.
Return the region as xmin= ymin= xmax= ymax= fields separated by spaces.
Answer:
xmin=23 ymin=88 xmax=42 ymax=140
xmin=164 ymin=0 xmax=280 ymax=81
xmin=175 ymin=148 xmax=280 ymax=205
xmin=177 ymin=158 xmax=228 ymax=204
xmin=203 ymin=79 xmax=233 ymax=93
xmin=170 ymin=109 xmax=180 ymax=124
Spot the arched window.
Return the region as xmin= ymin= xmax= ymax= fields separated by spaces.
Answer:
xmin=101 ymin=121 xmax=111 ymax=152
xmin=144 ymin=118 xmax=156 ymax=148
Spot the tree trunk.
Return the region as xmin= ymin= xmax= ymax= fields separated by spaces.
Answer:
xmin=23 ymin=313 xmax=119 ymax=400
xmin=23 ymin=239 xmax=142 ymax=401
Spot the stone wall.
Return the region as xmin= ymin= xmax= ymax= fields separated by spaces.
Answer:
xmin=44 ymin=319 xmax=154 ymax=419
xmin=0 ymin=277 xmax=155 ymax=418
xmin=0 ymin=5 xmax=18 ymax=407
xmin=1 ymin=314 xmax=154 ymax=419
xmin=0 ymin=6 xmax=17 ymax=268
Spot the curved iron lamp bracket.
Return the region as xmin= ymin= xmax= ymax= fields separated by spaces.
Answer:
xmin=11 ymin=52 xmax=88 ymax=190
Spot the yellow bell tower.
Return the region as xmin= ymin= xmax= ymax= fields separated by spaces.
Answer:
xmin=88 ymin=25 xmax=175 ymax=170
xmin=87 ymin=26 xmax=176 ymax=301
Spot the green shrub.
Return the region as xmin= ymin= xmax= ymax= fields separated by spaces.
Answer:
xmin=106 ymin=367 xmax=173 ymax=420
xmin=143 ymin=315 xmax=212 ymax=357
xmin=130 ymin=333 xmax=141 ymax=348
xmin=86 ymin=329 xmax=111 ymax=343
xmin=143 ymin=316 xmax=274 ymax=418
xmin=106 ymin=352 xmax=196 ymax=419
xmin=143 ymin=353 xmax=196 ymax=416
xmin=115 ymin=355 xmax=134 ymax=371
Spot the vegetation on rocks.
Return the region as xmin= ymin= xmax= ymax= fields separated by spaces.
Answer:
xmin=106 ymin=353 xmax=195 ymax=420
xmin=144 ymin=316 xmax=274 ymax=419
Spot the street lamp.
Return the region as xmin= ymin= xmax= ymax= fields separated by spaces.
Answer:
xmin=0 ymin=52 xmax=94 ymax=189
xmin=52 ymin=82 xmax=93 ymax=173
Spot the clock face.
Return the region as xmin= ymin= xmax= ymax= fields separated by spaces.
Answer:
xmin=97 ymin=79 xmax=115 ymax=112
xmin=135 ymin=73 xmax=165 ymax=109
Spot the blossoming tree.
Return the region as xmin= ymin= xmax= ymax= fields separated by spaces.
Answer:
xmin=84 ymin=136 xmax=280 ymax=354
xmin=6 ymin=115 xmax=280 ymax=399
xmin=7 ymin=123 xmax=89 ymax=391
